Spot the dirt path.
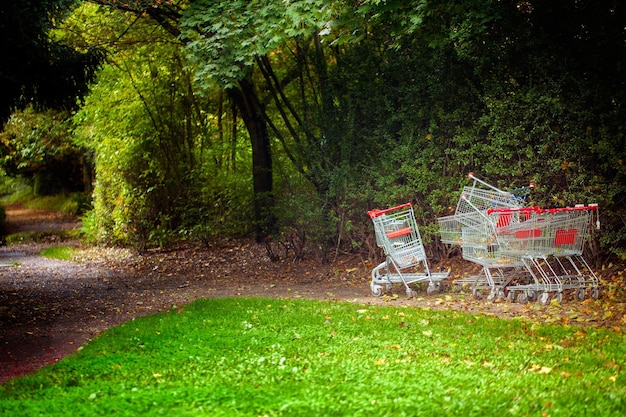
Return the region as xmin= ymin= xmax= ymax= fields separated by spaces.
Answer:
xmin=1 ymin=204 xmax=624 ymax=384
xmin=0 ymin=204 xmax=377 ymax=383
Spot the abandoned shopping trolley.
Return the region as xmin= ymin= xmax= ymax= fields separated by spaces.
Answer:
xmin=489 ymin=204 xmax=600 ymax=305
xmin=368 ymin=202 xmax=449 ymax=298
xmin=438 ymin=172 xmax=534 ymax=245
xmin=437 ymin=173 xmax=535 ymax=299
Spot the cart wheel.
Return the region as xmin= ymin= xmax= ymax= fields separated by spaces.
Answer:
xmin=472 ymin=288 xmax=483 ymax=299
xmin=506 ymin=290 xmax=516 ymax=303
xmin=436 ymin=281 xmax=446 ymax=293
xmin=486 ymin=290 xmax=497 ymax=302
xmin=427 ymin=282 xmax=438 ymax=295
xmin=538 ymin=292 xmax=551 ymax=306
xmin=590 ymin=286 xmax=600 ymax=300
xmin=575 ymin=288 xmax=586 ymax=302
xmin=527 ymin=290 xmax=538 ymax=302
xmin=407 ymin=289 xmax=418 ymax=299
xmin=386 ymin=282 xmax=393 ymax=292
xmin=371 ymin=283 xmax=384 ymax=297
xmin=554 ymin=292 xmax=563 ymax=304
xmin=516 ymin=291 xmax=528 ymax=304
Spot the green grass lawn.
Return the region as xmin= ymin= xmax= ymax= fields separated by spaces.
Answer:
xmin=1 ymin=297 xmax=625 ymax=416
xmin=39 ymin=245 xmax=75 ymax=260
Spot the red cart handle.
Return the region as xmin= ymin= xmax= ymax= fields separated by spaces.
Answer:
xmin=543 ymin=204 xmax=599 ymax=214
xmin=367 ymin=202 xmax=412 ymax=219
xmin=487 ymin=204 xmax=599 ymax=215
xmin=486 ymin=206 xmax=541 ymax=215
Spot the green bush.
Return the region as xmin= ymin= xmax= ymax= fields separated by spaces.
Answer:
xmin=0 ymin=106 xmax=86 ymax=195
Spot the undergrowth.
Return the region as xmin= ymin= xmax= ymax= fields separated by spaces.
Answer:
xmin=1 ymin=183 xmax=90 ymax=216
xmin=39 ymin=246 xmax=75 ymax=260
xmin=0 ymin=298 xmax=624 ymax=416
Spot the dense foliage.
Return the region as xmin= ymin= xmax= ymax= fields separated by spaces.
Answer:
xmin=0 ymin=0 xmax=103 ymax=123
xmin=1 ymin=0 xmax=624 ymax=263
xmin=0 ymin=106 xmax=86 ymax=195
xmin=71 ymin=8 xmax=253 ymax=249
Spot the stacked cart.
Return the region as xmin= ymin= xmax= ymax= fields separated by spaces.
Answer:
xmin=437 ymin=173 xmax=535 ymax=300
xmin=368 ymin=203 xmax=449 ymax=298
xmin=490 ymin=205 xmax=600 ymax=304
xmin=437 ymin=173 xmax=600 ymax=304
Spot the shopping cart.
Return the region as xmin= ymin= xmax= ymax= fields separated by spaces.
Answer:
xmin=439 ymin=173 xmax=534 ymax=241
xmin=437 ymin=173 xmax=535 ymax=299
xmin=368 ymin=203 xmax=449 ymax=297
xmin=490 ymin=205 xmax=600 ymax=305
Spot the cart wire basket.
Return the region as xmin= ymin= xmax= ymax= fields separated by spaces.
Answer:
xmin=368 ymin=202 xmax=449 ymax=298
xmin=438 ymin=172 xmax=535 ymax=245
xmin=488 ymin=204 xmax=600 ymax=305
xmin=437 ymin=173 xmax=600 ymax=304
xmin=437 ymin=173 xmax=535 ymax=300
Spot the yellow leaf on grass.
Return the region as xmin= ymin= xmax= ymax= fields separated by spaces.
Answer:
xmin=529 ymin=364 xmax=552 ymax=374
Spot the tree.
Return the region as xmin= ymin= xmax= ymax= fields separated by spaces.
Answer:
xmin=69 ymin=3 xmax=253 ymax=250
xmin=90 ymin=0 xmax=278 ymax=241
xmin=0 ymin=0 xmax=103 ymax=123
xmin=60 ymin=0 xmax=626 ymax=262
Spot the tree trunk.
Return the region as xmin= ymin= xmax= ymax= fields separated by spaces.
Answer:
xmin=226 ymin=78 xmax=275 ymax=241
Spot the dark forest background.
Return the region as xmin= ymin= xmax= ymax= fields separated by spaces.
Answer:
xmin=1 ymin=0 xmax=624 ymax=267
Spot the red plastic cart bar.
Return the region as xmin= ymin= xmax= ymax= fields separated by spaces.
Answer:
xmin=386 ymin=228 xmax=413 ymax=239
xmin=555 ymin=229 xmax=578 ymax=245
